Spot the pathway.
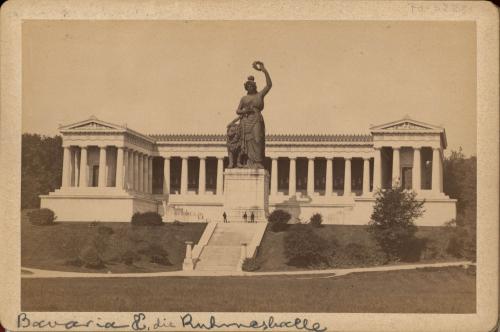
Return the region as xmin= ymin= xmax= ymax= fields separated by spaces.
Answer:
xmin=21 ymin=260 xmax=474 ymax=279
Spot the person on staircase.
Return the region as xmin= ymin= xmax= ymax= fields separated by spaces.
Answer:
xmin=223 ymin=211 xmax=227 ymax=223
xmin=243 ymin=211 xmax=248 ymax=223
xmin=250 ymin=212 xmax=255 ymax=223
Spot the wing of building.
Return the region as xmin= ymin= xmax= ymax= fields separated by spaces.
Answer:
xmin=40 ymin=115 xmax=456 ymax=226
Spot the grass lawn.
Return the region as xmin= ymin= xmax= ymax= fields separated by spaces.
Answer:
xmin=21 ymin=210 xmax=206 ymax=273
xmin=256 ymin=224 xmax=462 ymax=271
xmin=21 ymin=266 xmax=475 ymax=313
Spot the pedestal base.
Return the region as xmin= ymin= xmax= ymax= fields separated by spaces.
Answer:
xmin=223 ymin=168 xmax=269 ymax=223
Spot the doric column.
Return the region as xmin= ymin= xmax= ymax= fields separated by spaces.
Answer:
xmin=325 ymin=157 xmax=333 ymax=196
xmin=148 ymin=156 xmax=153 ymax=194
xmin=133 ymin=151 xmax=139 ymax=191
xmin=163 ymin=157 xmax=170 ymax=195
xmin=98 ymin=146 xmax=107 ymax=187
xmin=307 ymin=157 xmax=315 ymax=196
xmin=79 ymin=146 xmax=88 ymax=187
xmin=289 ymin=157 xmax=296 ymax=196
xmin=270 ymin=157 xmax=278 ymax=195
xmin=69 ymin=148 xmax=75 ymax=187
xmin=362 ymin=157 xmax=370 ymax=195
xmin=344 ymin=157 xmax=352 ymax=196
xmin=412 ymin=147 xmax=421 ymax=191
xmin=432 ymin=148 xmax=442 ymax=193
xmin=128 ymin=149 xmax=134 ymax=190
xmin=142 ymin=154 xmax=148 ymax=193
xmin=138 ymin=153 xmax=144 ymax=192
xmin=198 ymin=157 xmax=206 ymax=195
xmin=116 ymin=147 xmax=124 ymax=189
xmin=74 ymin=148 xmax=80 ymax=187
xmin=392 ymin=147 xmax=400 ymax=187
xmin=216 ymin=157 xmax=224 ymax=195
xmin=122 ymin=149 xmax=128 ymax=189
xmin=62 ymin=146 xmax=71 ymax=187
xmin=373 ymin=148 xmax=382 ymax=190
xmin=180 ymin=157 xmax=188 ymax=195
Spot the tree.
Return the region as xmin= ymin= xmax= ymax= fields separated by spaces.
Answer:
xmin=443 ymin=148 xmax=476 ymax=225
xmin=22 ymin=134 xmax=63 ymax=209
xmin=368 ymin=187 xmax=425 ymax=261
xmin=443 ymin=148 xmax=477 ymax=260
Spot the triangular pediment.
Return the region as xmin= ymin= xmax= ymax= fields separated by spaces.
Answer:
xmin=60 ymin=116 xmax=124 ymax=132
xmin=370 ymin=118 xmax=442 ymax=131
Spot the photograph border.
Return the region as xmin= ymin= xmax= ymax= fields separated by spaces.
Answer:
xmin=1 ymin=1 xmax=498 ymax=331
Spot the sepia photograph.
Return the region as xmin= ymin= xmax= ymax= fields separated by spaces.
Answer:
xmin=0 ymin=1 xmax=498 ymax=331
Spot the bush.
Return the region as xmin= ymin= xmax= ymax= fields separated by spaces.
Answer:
xmin=79 ymin=244 xmax=105 ymax=269
xmin=121 ymin=250 xmax=139 ymax=265
xmin=284 ymin=225 xmax=329 ymax=267
xmin=309 ymin=213 xmax=323 ymax=228
xmin=242 ymin=257 xmax=261 ymax=272
xmin=331 ymin=242 xmax=387 ymax=267
xmin=131 ymin=212 xmax=163 ymax=226
xmin=268 ymin=209 xmax=291 ymax=232
xmin=368 ymin=187 xmax=425 ymax=261
xmin=446 ymin=223 xmax=476 ymax=261
xmin=138 ymin=244 xmax=171 ymax=266
xmin=28 ymin=208 xmax=56 ymax=226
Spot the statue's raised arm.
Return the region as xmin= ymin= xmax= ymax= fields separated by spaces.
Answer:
xmin=253 ymin=61 xmax=272 ymax=97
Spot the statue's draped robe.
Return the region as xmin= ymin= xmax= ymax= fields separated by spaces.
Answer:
xmin=239 ymin=91 xmax=266 ymax=166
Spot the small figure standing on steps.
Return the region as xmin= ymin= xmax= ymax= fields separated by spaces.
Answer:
xmin=250 ymin=212 xmax=255 ymax=223
xmin=223 ymin=211 xmax=227 ymax=223
xmin=243 ymin=211 xmax=248 ymax=223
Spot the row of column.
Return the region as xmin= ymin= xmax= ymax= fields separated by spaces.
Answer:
xmin=61 ymin=145 xmax=154 ymax=194
xmin=162 ymin=156 xmax=372 ymax=197
xmin=270 ymin=157 xmax=371 ymax=197
xmin=163 ymin=157 xmax=225 ymax=196
xmin=374 ymin=146 xmax=443 ymax=193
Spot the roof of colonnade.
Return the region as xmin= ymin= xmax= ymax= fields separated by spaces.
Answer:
xmin=58 ymin=116 xmax=447 ymax=148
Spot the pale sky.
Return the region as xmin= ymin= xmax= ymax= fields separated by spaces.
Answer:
xmin=22 ymin=20 xmax=476 ymax=156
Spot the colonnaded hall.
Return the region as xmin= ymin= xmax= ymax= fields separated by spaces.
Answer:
xmin=41 ymin=116 xmax=456 ymax=226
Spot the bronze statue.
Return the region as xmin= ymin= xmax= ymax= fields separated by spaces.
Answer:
xmin=226 ymin=61 xmax=272 ymax=168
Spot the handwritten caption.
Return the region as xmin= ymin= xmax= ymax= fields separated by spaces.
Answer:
xmin=17 ymin=312 xmax=327 ymax=332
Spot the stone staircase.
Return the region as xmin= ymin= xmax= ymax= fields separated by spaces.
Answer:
xmin=193 ymin=223 xmax=267 ymax=272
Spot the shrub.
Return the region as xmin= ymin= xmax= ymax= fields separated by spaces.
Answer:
xmin=368 ymin=187 xmax=425 ymax=261
xmin=173 ymin=220 xmax=184 ymax=226
xmin=79 ymin=244 xmax=105 ymax=269
xmin=309 ymin=213 xmax=323 ymax=228
xmin=131 ymin=212 xmax=163 ymax=226
xmin=446 ymin=223 xmax=476 ymax=261
xmin=28 ymin=208 xmax=56 ymax=226
xmin=268 ymin=209 xmax=291 ymax=232
xmin=121 ymin=250 xmax=139 ymax=265
xmin=284 ymin=225 xmax=329 ymax=267
xmin=138 ymin=244 xmax=171 ymax=266
xmin=331 ymin=242 xmax=387 ymax=267
xmin=242 ymin=257 xmax=261 ymax=272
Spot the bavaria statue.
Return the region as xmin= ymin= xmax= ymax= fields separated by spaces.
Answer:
xmin=227 ymin=61 xmax=272 ymax=169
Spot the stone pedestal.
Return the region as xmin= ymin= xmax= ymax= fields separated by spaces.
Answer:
xmin=223 ymin=168 xmax=269 ymax=223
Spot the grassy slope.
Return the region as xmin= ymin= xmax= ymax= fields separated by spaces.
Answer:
xmin=22 ymin=266 xmax=475 ymax=313
xmin=21 ymin=210 xmax=206 ymax=273
xmin=256 ymin=224 xmax=460 ymax=271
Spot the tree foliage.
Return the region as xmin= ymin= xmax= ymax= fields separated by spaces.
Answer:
xmin=443 ymin=148 xmax=477 ymax=224
xmin=368 ymin=187 xmax=425 ymax=260
xmin=22 ymin=134 xmax=63 ymax=209
xmin=443 ymin=148 xmax=477 ymax=260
